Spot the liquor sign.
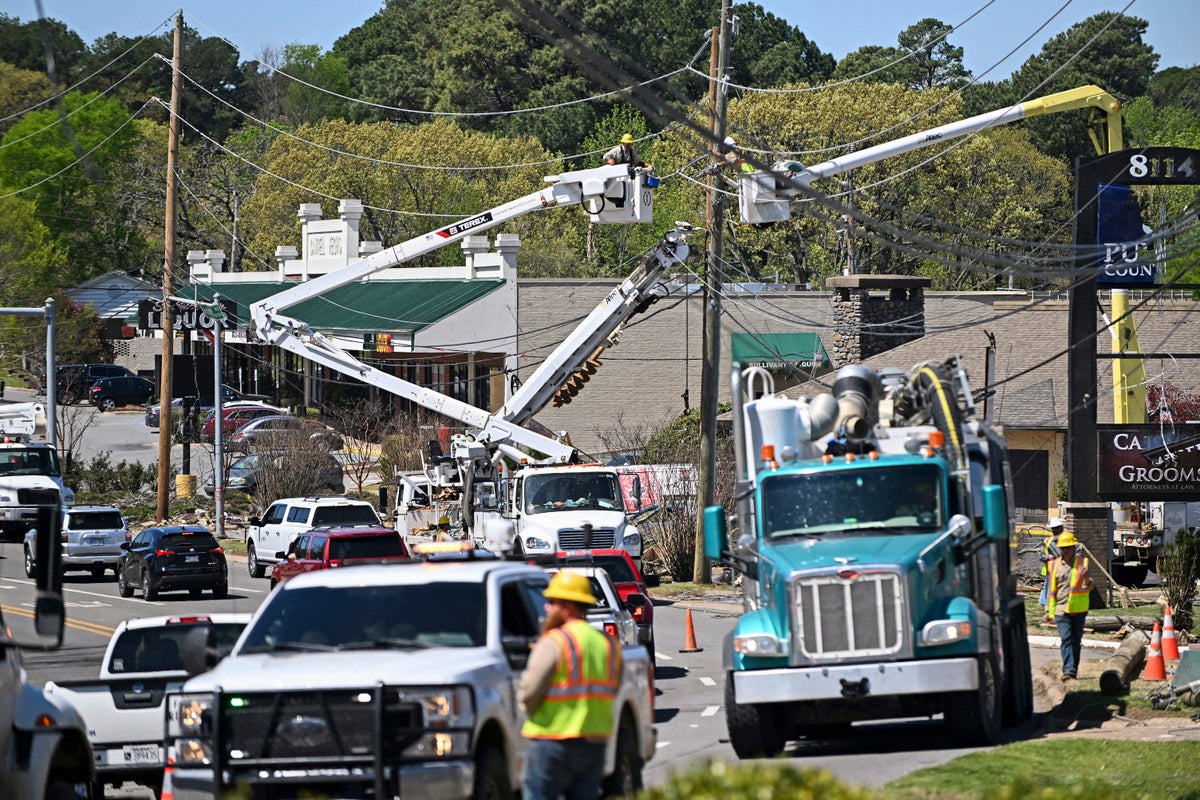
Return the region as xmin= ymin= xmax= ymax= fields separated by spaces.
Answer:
xmin=138 ymin=298 xmax=238 ymax=332
xmin=1096 ymin=423 xmax=1200 ymax=500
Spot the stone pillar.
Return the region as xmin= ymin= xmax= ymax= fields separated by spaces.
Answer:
xmin=825 ymin=275 xmax=930 ymax=366
xmin=1060 ymin=502 xmax=1111 ymax=608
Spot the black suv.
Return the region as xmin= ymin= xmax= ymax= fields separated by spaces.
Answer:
xmin=117 ymin=525 xmax=229 ymax=600
xmin=90 ymin=375 xmax=155 ymax=411
xmin=54 ymin=364 xmax=135 ymax=404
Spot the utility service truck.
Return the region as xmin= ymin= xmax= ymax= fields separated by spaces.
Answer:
xmin=249 ymin=164 xmax=692 ymax=562
xmin=0 ymin=441 xmax=75 ymax=541
xmin=703 ymin=357 xmax=1034 ymax=757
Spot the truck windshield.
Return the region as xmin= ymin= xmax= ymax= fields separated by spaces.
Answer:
xmin=240 ymin=583 xmax=487 ymax=651
xmin=525 ymin=472 xmax=622 ymax=514
xmin=0 ymin=447 xmax=60 ymax=477
xmin=759 ymin=464 xmax=945 ymax=538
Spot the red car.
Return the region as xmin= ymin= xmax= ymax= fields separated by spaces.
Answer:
xmin=269 ymin=526 xmax=411 ymax=588
xmin=552 ymin=549 xmax=658 ymax=664
xmin=200 ymin=404 xmax=285 ymax=443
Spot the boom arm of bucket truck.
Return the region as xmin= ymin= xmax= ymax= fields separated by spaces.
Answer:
xmin=739 ymin=84 xmax=1123 ymax=224
xmin=249 ymin=164 xmax=670 ymax=466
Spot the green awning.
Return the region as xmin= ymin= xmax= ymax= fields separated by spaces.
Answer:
xmin=730 ymin=332 xmax=830 ymax=370
xmin=180 ymin=279 xmax=503 ymax=334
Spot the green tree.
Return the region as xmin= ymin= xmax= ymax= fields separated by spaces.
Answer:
xmin=277 ymin=43 xmax=352 ymax=126
xmin=0 ymin=60 xmax=54 ymax=136
xmin=0 ymin=14 xmax=86 ymax=81
xmin=0 ymin=91 xmax=145 ymax=278
xmin=1147 ymin=65 xmax=1200 ymax=115
xmin=833 ymin=18 xmax=968 ymax=89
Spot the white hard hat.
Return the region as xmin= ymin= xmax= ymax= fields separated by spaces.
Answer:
xmin=1049 ymin=516 xmax=1065 ymax=529
xmin=723 ymin=136 xmax=736 ymax=147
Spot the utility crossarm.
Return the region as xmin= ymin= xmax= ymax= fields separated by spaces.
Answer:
xmin=249 ymin=164 xmax=652 ymax=463
xmin=501 ymin=225 xmax=694 ymax=425
xmin=780 ymin=84 xmax=1122 ymax=186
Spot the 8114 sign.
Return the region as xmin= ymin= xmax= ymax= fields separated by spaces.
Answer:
xmin=1086 ymin=147 xmax=1200 ymax=287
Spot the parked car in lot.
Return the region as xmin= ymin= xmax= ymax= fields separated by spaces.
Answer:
xmin=143 ymin=384 xmax=261 ymax=428
xmin=202 ymin=451 xmax=344 ymax=497
xmin=270 ymin=526 xmax=410 ymax=588
xmin=44 ymin=613 xmax=251 ymax=799
xmin=50 ymin=363 xmax=136 ymax=403
xmin=117 ymin=525 xmax=229 ymax=599
xmin=550 ymin=548 xmax=658 ymax=664
xmin=228 ymin=414 xmax=343 ymax=453
xmin=89 ymin=375 xmax=155 ymax=411
xmin=200 ymin=404 xmax=287 ymax=442
xmin=23 ymin=504 xmax=130 ymax=579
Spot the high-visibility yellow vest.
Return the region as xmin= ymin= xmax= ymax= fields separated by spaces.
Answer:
xmin=1041 ymin=536 xmax=1052 ymax=576
xmin=1048 ymin=555 xmax=1089 ymax=615
xmin=522 ymin=619 xmax=621 ymax=740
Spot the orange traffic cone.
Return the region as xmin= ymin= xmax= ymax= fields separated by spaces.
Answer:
xmin=1144 ymin=621 xmax=1166 ymax=681
xmin=679 ymin=608 xmax=703 ymax=653
xmin=1162 ymin=605 xmax=1181 ymax=660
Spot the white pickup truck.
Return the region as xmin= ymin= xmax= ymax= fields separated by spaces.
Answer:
xmin=44 ymin=614 xmax=251 ymax=797
xmin=165 ymin=555 xmax=656 ymax=800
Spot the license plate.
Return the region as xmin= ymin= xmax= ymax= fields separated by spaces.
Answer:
xmin=122 ymin=744 xmax=160 ymax=765
xmin=85 ymin=537 xmax=106 ymax=546
xmin=185 ymin=555 xmax=200 ymax=563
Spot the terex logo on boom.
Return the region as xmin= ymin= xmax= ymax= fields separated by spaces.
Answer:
xmin=437 ymin=212 xmax=494 ymax=238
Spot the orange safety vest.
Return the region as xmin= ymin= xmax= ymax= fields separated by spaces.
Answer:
xmin=521 ymin=619 xmax=621 ymax=740
xmin=1048 ymin=555 xmax=1089 ymax=616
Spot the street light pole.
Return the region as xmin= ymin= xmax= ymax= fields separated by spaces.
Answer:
xmin=212 ymin=293 xmax=224 ymax=540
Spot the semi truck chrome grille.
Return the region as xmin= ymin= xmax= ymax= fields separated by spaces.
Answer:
xmin=793 ymin=572 xmax=905 ymax=661
xmin=558 ymin=527 xmax=617 ymax=549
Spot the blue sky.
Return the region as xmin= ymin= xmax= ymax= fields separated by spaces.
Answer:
xmin=3 ymin=0 xmax=1196 ymax=78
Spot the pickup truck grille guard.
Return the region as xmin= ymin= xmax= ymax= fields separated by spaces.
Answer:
xmin=558 ymin=527 xmax=617 ymax=549
xmin=213 ymin=684 xmax=452 ymax=795
xmin=791 ymin=569 xmax=910 ymax=664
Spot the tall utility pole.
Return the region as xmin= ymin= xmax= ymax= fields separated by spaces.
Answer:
xmin=694 ymin=2 xmax=731 ymax=584
xmin=155 ymin=12 xmax=183 ymax=521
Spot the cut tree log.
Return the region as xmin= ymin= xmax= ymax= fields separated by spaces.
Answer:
xmin=1099 ymin=628 xmax=1151 ymax=695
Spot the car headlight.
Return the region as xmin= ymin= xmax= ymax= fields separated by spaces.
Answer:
xmin=403 ymin=731 xmax=471 ymax=759
xmin=227 ymin=476 xmax=247 ymax=487
xmin=0 ymin=494 xmax=11 ymax=503
xmin=395 ymin=686 xmax=475 ymax=729
xmin=733 ymin=633 xmax=784 ymax=656
xmin=920 ymin=619 xmax=972 ymax=646
xmin=167 ymin=693 xmax=214 ymax=739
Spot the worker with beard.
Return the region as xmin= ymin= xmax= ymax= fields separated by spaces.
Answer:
xmin=519 ymin=570 xmax=622 ymax=800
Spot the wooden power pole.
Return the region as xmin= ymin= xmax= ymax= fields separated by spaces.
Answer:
xmin=155 ymin=12 xmax=182 ymax=521
xmin=694 ymin=2 xmax=731 ymax=584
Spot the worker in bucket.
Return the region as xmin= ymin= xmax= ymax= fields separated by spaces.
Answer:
xmin=1047 ymin=529 xmax=1092 ymax=682
xmin=520 ymin=570 xmax=622 ymax=800
xmin=603 ymin=133 xmax=649 ymax=168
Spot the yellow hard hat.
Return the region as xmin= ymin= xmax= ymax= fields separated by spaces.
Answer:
xmin=621 ymin=133 xmax=634 ymax=144
xmin=1057 ymin=531 xmax=1079 ymax=548
xmin=438 ymin=515 xmax=450 ymax=526
xmin=544 ymin=570 xmax=597 ymax=606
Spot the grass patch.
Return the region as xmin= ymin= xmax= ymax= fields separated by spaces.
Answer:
xmin=648 ymin=581 xmax=740 ymax=600
xmin=880 ymin=740 xmax=1200 ymax=800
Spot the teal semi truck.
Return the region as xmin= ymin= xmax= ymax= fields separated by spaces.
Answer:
xmin=704 ymin=356 xmax=1034 ymax=757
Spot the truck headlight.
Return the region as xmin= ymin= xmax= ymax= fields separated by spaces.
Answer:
xmin=733 ymin=634 xmax=783 ymax=656
xmin=920 ymin=620 xmax=972 ymax=646
xmin=167 ymin=693 xmax=214 ymax=738
xmin=174 ymin=738 xmax=215 ymax=766
xmin=403 ymin=731 xmax=471 ymax=759
xmin=395 ymin=686 xmax=475 ymax=729
xmin=522 ymin=536 xmax=551 ymax=551
xmin=622 ymin=531 xmax=642 ymax=551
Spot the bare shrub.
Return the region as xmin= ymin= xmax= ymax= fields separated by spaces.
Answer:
xmin=1160 ymin=528 xmax=1200 ymax=632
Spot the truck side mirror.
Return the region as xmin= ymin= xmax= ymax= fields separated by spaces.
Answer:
xmin=501 ymin=635 xmax=534 ymax=670
xmin=631 ymin=475 xmax=642 ymax=511
xmin=981 ymin=485 xmax=1007 ymax=542
xmin=703 ymin=505 xmax=727 ymax=562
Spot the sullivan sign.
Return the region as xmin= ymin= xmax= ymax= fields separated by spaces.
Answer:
xmin=1097 ymin=424 xmax=1200 ymax=499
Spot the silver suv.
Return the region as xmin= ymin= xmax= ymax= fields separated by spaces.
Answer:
xmin=24 ymin=505 xmax=130 ymax=579
xmin=244 ymin=497 xmax=382 ymax=578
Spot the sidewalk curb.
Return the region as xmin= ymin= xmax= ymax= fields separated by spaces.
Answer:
xmin=1028 ymin=634 xmax=1119 ymax=651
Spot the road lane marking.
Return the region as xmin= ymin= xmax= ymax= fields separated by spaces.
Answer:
xmin=698 ymin=676 xmax=716 ymax=687
xmin=0 ymin=576 xmax=163 ymax=605
xmin=655 ymin=741 xmax=671 ymax=749
xmin=654 ymin=651 xmax=672 ymax=661
xmin=701 ymin=705 xmax=719 ymax=716
xmin=3 ymin=604 xmax=115 ymax=637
